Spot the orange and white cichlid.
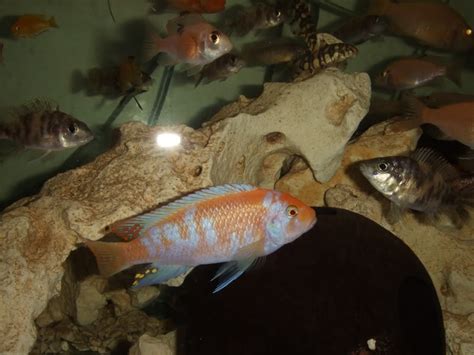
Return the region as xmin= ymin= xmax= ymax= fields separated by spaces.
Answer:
xmin=86 ymin=184 xmax=317 ymax=292
xmin=403 ymin=96 xmax=474 ymax=149
xmin=368 ymin=0 xmax=473 ymax=52
xmin=11 ymin=15 xmax=58 ymax=38
xmin=145 ymin=13 xmax=232 ymax=67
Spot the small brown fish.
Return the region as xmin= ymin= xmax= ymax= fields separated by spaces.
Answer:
xmin=374 ymin=57 xmax=461 ymax=91
xmin=86 ymin=57 xmax=152 ymax=97
xmin=359 ymin=148 xmax=473 ymax=226
xmin=195 ymin=53 xmax=245 ymax=86
xmin=368 ymin=0 xmax=473 ymax=52
xmin=11 ymin=15 xmax=58 ymax=38
xmin=225 ymin=2 xmax=286 ymax=36
xmin=332 ymin=15 xmax=389 ymax=45
xmin=0 ymin=100 xmax=93 ymax=151
xmin=403 ymin=96 xmax=474 ymax=148
xmin=242 ymin=38 xmax=307 ymax=66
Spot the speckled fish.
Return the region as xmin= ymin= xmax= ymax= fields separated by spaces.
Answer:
xmin=402 ymin=96 xmax=474 ymax=148
xmin=359 ymin=148 xmax=474 ymax=225
xmin=332 ymin=15 xmax=389 ymax=45
xmin=145 ymin=13 xmax=232 ymax=67
xmin=242 ymin=38 xmax=307 ymax=66
xmin=149 ymin=0 xmax=226 ymax=14
xmin=374 ymin=57 xmax=461 ymax=91
xmin=0 ymin=99 xmax=93 ymax=151
xmin=11 ymin=15 xmax=58 ymax=38
xmin=86 ymin=184 xmax=317 ymax=292
xmin=368 ymin=0 xmax=473 ymax=52
xmin=195 ymin=53 xmax=245 ymax=86
xmin=225 ymin=2 xmax=286 ymax=36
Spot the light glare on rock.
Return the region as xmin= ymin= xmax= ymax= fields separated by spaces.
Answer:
xmin=156 ymin=132 xmax=181 ymax=148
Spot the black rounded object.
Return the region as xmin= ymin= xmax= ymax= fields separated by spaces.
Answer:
xmin=174 ymin=207 xmax=445 ymax=355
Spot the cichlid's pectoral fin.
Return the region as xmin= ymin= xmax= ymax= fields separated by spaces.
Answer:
xmin=386 ymin=202 xmax=405 ymax=224
xmin=211 ymin=256 xmax=264 ymax=293
xmin=131 ymin=264 xmax=190 ymax=289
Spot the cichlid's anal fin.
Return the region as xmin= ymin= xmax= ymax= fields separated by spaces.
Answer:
xmin=131 ymin=264 xmax=190 ymax=289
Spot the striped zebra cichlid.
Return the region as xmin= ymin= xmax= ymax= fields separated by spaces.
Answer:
xmin=86 ymin=184 xmax=317 ymax=293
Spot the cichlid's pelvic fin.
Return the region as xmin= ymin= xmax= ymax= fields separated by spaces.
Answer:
xmin=131 ymin=264 xmax=190 ymax=289
xmin=212 ymin=256 xmax=264 ymax=293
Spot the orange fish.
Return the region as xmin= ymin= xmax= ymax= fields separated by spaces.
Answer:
xmin=145 ymin=13 xmax=232 ymax=67
xmin=11 ymin=15 xmax=58 ymax=38
xmin=403 ymin=96 xmax=474 ymax=148
xmin=86 ymin=184 xmax=316 ymax=292
xmin=150 ymin=0 xmax=226 ymax=13
xmin=369 ymin=0 xmax=473 ymax=52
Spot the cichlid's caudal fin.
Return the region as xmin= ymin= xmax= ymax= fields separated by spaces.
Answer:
xmin=131 ymin=264 xmax=190 ymax=289
xmin=85 ymin=240 xmax=131 ymax=277
xmin=143 ymin=28 xmax=163 ymax=62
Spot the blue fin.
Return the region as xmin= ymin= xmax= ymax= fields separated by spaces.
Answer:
xmin=111 ymin=184 xmax=256 ymax=240
xmin=211 ymin=257 xmax=262 ymax=293
xmin=131 ymin=264 xmax=190 ymax=289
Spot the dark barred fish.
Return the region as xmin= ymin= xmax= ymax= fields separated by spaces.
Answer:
xmin=0 ymin=100 xmax=93 ymax=151
xmin=332 ymin=15 xmax=389 ymax=45
xmin=195 ymin=53 xmax=245 ymax=86
xmin=359 ymin=148 xmax=474 ymax=226
xmin=294 ymin=42 xmax=358 ymax=75
xmin=225 ymin=2 xmax=286 ymax=36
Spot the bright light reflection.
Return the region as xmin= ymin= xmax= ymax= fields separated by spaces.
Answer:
xmin=156 ymin=132 xmax=181 ymax=148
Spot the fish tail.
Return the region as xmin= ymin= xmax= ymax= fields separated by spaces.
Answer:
xmin=143 ymin=29 xmax=164 ymax=62
xmin=49 ymin=16 xmax=58 ymax=28
xmin=85 ymin=240 xmax=132 ymax=277
xmin=401 ymin=95 xmax=426 ymax=125
xmin=446 ymin=60 xmax=463 ymax=87
xmin=368 ymin=0 xmax=390 ymax=15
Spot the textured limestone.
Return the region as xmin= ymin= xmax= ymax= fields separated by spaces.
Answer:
xmin=129 ymin=332 xmax=176 ymax=355
xmin=75 ymin=276 xmax=108 ymax=326
xmin=276 ymin=120 xmax=474 ymax=355
xmin=0 ymin=69 xmax=370 ymax=354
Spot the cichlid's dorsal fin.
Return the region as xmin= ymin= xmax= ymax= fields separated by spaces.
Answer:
xmin=166 ymin=13 xmax=206 ymax=34
xmin=411 ymin=148 xmax=459 ymax=181
xmin=8 ymin=98 xmax=55 ymax=121
xmin=111 ymin=184 xmax=256 ymax=240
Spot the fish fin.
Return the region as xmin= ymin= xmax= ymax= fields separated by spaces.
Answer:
xmin=411 ymin=147 xmax=459 ymax=180
xmin=166 ymin=13 xmax=205 ymax=34
xmin=109 ymin=219 xmax=145 ymax=241
xmin=401 ymin=95 xmax=425 ymax=124
xmin=175 ymin=63 xmax=202 ymax=76
xmin=85 ymin=240 xmax=131 ymax=277
xmin=49 ymin=16 xmax=58 ymax=28
xmin=386 ymin=202 xmax=405 ymax=224
xmin=194 ymin=73 xmax=204 ymax=87
xmin=26 ymin=150 xmax=53 ymax=163
xmin=143 ymin=29 xmax=163 ymax=62
xmin=212 ymin=257 xmax=262 ymax=293
xmin=111 ymin=184 xmax=256 ymax=237
xmin=131 ymin=264 xmax=190 ymax=289
xmin=446 ymin=61 xmax=462 ymax=87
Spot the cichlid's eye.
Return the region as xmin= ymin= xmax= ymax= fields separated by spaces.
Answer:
xmin=275 ymin=9 xmax=281 ymax=17
xmin=68 ymin=123 xmax=78 ymax=134
xmin=466 ymin=28 xmax=472 ymax=36
xmin=210 ymin=31 xmax=220 ymax=44
xmin=382 ymin=70 xmax=388 ymax=77
xmin=378 ymin=163 xmax=388 ymax=171
xmin=286 ymin=205 xmax=298 ymax=218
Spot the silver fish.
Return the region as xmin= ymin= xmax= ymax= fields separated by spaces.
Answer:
xmin=195 ymin=53 xmax=245 ymax=87
xmin=0 ymin=99 xmax=93 ymax=151
xmin=359 ymin=148 xmax=473 ymax=226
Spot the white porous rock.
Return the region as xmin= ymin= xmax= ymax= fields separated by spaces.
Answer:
xmin=0 ymin=70 xmax=371 ymax=353
xmin=129 ymin=332 xmax=176 ymax=355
